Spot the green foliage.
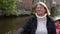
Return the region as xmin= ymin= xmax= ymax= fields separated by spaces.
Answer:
xmin=0 ymin=0 xmax=17 ymax=16
xmin=51 ymin=6 xmax=57 ymax=17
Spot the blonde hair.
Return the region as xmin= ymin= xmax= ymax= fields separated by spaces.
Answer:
xmin=32 ymin=2 xmax=51 ymax=16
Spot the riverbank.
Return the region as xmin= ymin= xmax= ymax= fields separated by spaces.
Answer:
xmin=0 ymin=15 xmax=30 ymax=34
xmin=0 ymin=14 xmax=32 ymax=18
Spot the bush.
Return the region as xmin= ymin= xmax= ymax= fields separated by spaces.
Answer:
xmin=0 ymin=0 xmax=17 ymax=16
xmin=51 ymin=6 xmax=57 ymax=17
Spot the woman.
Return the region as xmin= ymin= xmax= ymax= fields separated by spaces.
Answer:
xmin=14 ymin=2 xmax=56 ymax=34
xmin=54 ymin=16 xmax=60 ymax=34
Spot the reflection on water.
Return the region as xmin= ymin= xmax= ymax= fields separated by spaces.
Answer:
xmin=0 ymin=16 xmax=30 ymax=34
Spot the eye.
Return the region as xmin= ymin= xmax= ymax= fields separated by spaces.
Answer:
xmin=36 ymin=7 xmax=44 ymax=9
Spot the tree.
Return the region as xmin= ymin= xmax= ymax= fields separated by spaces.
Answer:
xmin=0 ymin=0 xmax=17 ymax=16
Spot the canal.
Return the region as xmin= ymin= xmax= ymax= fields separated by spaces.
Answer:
xmin=0 ymin=16 xmax=30 ymax=34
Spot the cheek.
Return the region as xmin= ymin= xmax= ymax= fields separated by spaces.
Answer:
xmin=55 ymin=23 xmax=58 ymax=25
xmin=43 ymin=9 xmax=46 ymax=13
xmin=55 ymin=22 xmax=59 ymax=26
xmin=55 ymin=23 xmax=58 ymax=26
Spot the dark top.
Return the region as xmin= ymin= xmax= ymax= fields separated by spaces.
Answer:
xmin=14 ymin=15 xmax=56 ymax=34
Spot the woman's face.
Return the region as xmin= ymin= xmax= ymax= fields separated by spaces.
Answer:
xmin=36 ymin=4 xmax=46 ymax=16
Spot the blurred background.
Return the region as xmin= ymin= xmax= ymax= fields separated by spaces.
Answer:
xmin=0 ymin=0 xmax=60 ymax=34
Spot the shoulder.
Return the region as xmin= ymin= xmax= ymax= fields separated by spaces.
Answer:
xmin=28 ymin=14 xmax=37 ymax=20
xmin=47 ymin=16 xmax=55 ymax=26
xmin=47 ymin=15 xmax=54 ymax=21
